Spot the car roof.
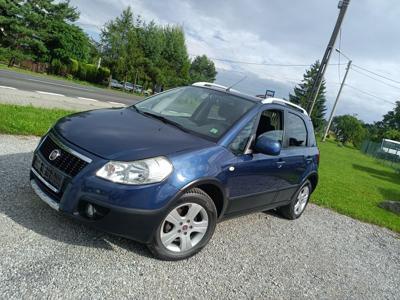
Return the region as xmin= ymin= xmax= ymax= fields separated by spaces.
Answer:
xmin=191 ymin=82 xmax=309 ymax=116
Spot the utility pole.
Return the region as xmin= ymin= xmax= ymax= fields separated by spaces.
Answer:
xmin=322 ymin=59 xmax=352 ymax=141
xmin=308 ymin=0 xmax=351 ymax=115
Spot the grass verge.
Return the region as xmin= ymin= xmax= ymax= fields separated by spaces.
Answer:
xmin=0 ymin=104 xmax=74 ymax=136
xmin=312 ymin=140 xmax=400 ymax=233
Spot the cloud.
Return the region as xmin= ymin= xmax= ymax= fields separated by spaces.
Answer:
xmin=69 ymin=0 xmax=399 ymax=123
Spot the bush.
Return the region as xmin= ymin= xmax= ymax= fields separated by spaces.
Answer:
xmin=50 ymin=59 xmax=62 ymax=75
xmin=85 ymin=64 xmax=97 ymax=82
xmin=96 ymin=67 xmax=110 ymax=84
xmin=77 ymin=62 xmax=87 ymax=80
xmin=0 ymin=47 xmax=12 ymax=64
xmin=68 ymin=58 xmax=79 ymax=76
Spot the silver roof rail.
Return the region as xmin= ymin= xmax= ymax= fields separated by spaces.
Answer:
xmin=261 ymin=97 xmax=309 ymax=116
xmin=192 ymin=82 xmax=240 ymax=93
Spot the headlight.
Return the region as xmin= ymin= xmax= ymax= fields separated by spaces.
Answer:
xmin=96 ymin=156 xmax=173 ymax=185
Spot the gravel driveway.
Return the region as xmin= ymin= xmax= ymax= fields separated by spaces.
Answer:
xmin=0 ymin=134 xmax=399 ymax=299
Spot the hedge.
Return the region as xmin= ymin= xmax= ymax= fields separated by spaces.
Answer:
xmin=11 ymin=56 xmax=110 ymax=85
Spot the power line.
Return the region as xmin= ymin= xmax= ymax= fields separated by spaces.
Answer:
xmin=189 ymin=54 xmax=345 ymax=67
xmin=350 ymin=67 xmax=400 ymax=91
xmin=352 ymin=64 xmax=400 ymax=85
xmin=345 ymin=84 xmax=396 ymax=105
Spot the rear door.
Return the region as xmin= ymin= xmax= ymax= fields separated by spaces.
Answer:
xmin=274 ymin=110 xmax=310 ymax=202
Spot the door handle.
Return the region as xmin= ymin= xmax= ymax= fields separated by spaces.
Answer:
xmin=305 ymin=156 xmax=313 ymax=164
xmin=276 ymin=161 xmax=286 ymax=168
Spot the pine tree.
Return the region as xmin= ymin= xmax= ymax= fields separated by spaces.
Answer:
xmin=189 ymin=55 xmax=217 ymax=83
xmin=289 ymin=61 xmax=327 ymax=131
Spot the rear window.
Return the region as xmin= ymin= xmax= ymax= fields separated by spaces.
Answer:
xmin=286 ymin=112 xmax=308 ymax=147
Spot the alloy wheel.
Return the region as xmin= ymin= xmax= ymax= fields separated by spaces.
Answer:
xmin=294 ymin=185 xmax=310 ymax=215
xmin=160 ymin=203 xmax=209 ymax=252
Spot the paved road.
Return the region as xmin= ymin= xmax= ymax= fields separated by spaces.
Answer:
xmin=0 ymin=134 xmax=399 ymax=299
xmin=0 ymin=69 xmax=141 ymax=105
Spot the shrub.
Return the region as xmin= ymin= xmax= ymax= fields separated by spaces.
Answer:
xmin=50 ymin=59 xmax=62 ymax=75
xmin=96 ymin=67 xmax=110 ymax=84
xmin=68 ymin=58 xmax=79 ymax=76
xmin=77 ymin=62 xmax=87 ymax=80
xmin=85 ymin=64 xmax=97 ymax=82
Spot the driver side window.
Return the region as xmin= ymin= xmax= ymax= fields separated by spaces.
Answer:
xmin=255 ymin=110 xmax=284 ymax=144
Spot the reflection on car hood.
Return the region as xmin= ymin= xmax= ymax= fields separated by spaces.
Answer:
xmin=54 ymin=107 xmax=214 ymax=161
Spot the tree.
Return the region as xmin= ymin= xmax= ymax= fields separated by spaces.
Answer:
xmin=0 ymin=0 xmax=89 ymax=66
xmin=289 ymin=61 xmax=327 ymax=131
xmin=365 ymin=101 xmax=400 ymax=142
xmin=189 ymin=55 xmax=217 ymax=83
xmin=0 ymin=0 xmax=47 ymax=65
xmin=101 ymin=7 xmax=136 ymax=81
xmin=332 ymin=115 xmax=366 ymax=147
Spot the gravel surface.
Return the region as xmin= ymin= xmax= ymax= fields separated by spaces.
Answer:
xmin=0 ymin=134 xmax=399 ymax=299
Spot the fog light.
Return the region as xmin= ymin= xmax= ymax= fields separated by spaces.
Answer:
xmin=86 ymin=204 xmax=96 ymax=218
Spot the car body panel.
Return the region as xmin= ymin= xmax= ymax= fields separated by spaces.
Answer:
xmin=54 ymin=108 xmax=214 ymax=161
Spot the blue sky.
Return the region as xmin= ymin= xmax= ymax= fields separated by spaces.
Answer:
xmin=70 ymin=0 xmax=400 ymax=123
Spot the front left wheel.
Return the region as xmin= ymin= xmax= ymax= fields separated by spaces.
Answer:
xmin=147 ymin=188 xmax=217 ymax=260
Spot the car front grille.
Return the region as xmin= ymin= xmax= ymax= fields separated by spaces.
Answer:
xmin=38 ymin=135 xmax=89 ymax=177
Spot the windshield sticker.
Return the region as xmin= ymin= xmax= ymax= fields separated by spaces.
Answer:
xmin=210 ymin=128 xmax=218 ymax=134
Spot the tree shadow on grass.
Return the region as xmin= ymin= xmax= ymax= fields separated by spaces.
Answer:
xmin=378 ymin=188 xmax=400 ymax=202
xmin=0 ymin=151 xmax=152 ymax=258
xmin=352 ymin=163 xmax=400 ymax=185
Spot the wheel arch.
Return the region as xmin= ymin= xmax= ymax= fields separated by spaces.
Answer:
xmin=179 ymin=178 xmax=228 ymax=219
xmin=305 ymin=172 xmax=318 ymax=193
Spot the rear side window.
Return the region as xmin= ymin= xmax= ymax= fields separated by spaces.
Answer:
xmin=286 ymin=113 xmax=308 ymax=147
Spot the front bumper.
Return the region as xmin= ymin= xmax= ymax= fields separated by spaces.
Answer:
xmin=30 ymin=173 xmax=172 ymax=244
xmin=29 ymin=132 xmax=180 ymax=244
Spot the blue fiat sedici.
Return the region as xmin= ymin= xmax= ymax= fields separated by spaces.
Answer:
xmin=30 ymin=82 xmax=319 ymax=260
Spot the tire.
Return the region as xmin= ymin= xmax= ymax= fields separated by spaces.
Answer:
xmin=147 ymin=188 xmax=217 ymax=261
xmin=278 ymin=180 xmax=312 ymax=220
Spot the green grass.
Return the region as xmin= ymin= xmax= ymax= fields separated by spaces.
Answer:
xmin=0 ymin=104 xmax=399 ymax=232
xmin=0 ymin=104 xmax=75 ymax=136
xmin=312 ymin=140 xmax=400 ymax=232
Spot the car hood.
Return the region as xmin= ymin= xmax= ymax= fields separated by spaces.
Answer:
xmin=54 ymin=107 xmax=214 ymax=161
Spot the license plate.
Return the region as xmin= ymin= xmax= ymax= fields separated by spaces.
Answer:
xmin=33 ymin=155 xmax=64 ymax=191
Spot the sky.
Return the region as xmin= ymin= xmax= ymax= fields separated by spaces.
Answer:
xmin=70 ymin=0 xmax=400 ymax=123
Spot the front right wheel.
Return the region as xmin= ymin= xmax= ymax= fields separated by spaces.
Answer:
xmin=148 ymin=188 xmax=217 ymax=261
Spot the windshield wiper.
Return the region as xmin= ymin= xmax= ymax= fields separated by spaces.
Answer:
xmin=139 ymin=110 xmax=191 ymax=133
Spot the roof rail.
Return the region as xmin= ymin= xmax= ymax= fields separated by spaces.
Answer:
xmin=261 ymin=97 xmax=309 ymax=116
xmin=192 ymin=82 xmax=240 ymax=93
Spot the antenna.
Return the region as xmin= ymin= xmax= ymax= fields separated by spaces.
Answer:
xmin=226 ymin=76 xmax=247 ymax=91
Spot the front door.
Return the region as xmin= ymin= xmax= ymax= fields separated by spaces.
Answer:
xmin=225 ymin=108 xmax=288 ymax=214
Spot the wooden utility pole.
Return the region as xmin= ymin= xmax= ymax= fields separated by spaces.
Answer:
xmin=308 ymin=0 xmax=351 ymax=115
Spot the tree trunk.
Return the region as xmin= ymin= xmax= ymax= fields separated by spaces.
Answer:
xmin=8 ymin=57 xmax=15 ymax=68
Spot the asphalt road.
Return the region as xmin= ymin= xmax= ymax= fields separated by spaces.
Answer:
xmin=1 ymin=134 xmax=399 ymax=299
xmin=0 ymin=69 xmax=141 ymax=105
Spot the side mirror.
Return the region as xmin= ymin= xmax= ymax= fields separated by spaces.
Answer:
xmin=254 ymin=136 xmax=281 ymax=156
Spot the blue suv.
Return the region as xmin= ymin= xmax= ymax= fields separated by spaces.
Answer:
xmin=30 ymin=82 xmax=319 ymax=260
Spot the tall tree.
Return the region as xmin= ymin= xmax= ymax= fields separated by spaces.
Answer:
xmin=0 ymin=0 xmax=89 ymax=65
xmin=189 ymin=55 xmax=217 ymax=83
xmin=101 ymin=7 xmax=136 ymax=80
xmin=289 ymin=61 xmax=327 ymax=131
xmin=0 ymin=0 xmax=47 ymax=65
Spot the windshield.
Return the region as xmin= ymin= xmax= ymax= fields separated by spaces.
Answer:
xmin=134 ymin=86 xmax=256 ymax=141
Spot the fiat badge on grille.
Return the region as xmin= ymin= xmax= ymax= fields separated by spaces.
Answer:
xmin=49 ymin=149 xmax=61 ymax=161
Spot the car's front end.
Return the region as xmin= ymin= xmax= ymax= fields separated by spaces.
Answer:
xmin=30 ymin=130 xmax=182 ymax=243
